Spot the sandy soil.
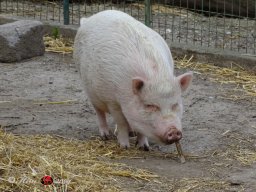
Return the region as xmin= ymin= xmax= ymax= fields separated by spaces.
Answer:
xmin=0 ymin=53 xmax=255 ymax=191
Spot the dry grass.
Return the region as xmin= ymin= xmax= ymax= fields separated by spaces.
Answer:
xmin=176 ymin=55 xmax=256 ymax=101
xmin=0 ymin=127 xmax=160 ymax=191
xmin=44 ymin=36 xmax=73 ymax=54
xmin=172 ymin=178 xmax=242 ymax=192
xmin=0 ymin=127 xmax=245 ymax=192
xmin=213 ymin=131 xmax=256 ymax=166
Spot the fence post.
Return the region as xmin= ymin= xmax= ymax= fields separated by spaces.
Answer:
xmin=63 ymin=0 xmax=69 ymax=25
xmin=145 ymin=0 xmax=151 ymax=27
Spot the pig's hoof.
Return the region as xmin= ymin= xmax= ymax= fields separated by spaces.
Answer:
xmin=136 ymin=141 xmax=150 ymax=151
xmin=119 ymin=144 xmax=130 ymax=150
xmin=139 ymin=144 xmax=150 ymax=151
xmin=119 ymin=139 xmax=130 ymax=149
xmin=136 ymin=134 xmax=149 ymax=151
xmin=100 ymin=132 xmax=114 ymax=140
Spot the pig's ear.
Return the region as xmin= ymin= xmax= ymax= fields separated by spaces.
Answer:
xmin=132 ymin=77 xmax=144 ymax=95
xmin=177 ymin=72 xmax=193 ymax=92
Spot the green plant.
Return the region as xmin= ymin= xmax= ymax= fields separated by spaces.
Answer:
xmin=52 ymin=26 xmax=60 ymax=39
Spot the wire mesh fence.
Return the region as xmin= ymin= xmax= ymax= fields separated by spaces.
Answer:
xmin=0 ymin=0 xmax=256 ymax=55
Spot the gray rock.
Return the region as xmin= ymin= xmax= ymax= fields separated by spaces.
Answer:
xmin=0 ymin=20 xmax=45 ymax=63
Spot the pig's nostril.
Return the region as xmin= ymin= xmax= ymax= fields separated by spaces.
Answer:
xmin=167 ymin=133 xmax=173 ymax=139
xmin=166 ymin=129 xmax=182 ymax=143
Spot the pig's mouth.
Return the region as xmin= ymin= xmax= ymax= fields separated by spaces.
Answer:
xmin=162 ymin=139 xmax=180 ymax=145
xmin=159 ymin=130 xmax=183 ymax=145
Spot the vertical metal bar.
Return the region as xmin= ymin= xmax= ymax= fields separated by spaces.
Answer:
xmin=150 ymin=0 xmax=154 ymax=31
xmin=90 ymin=0 xmax=93 ymax=15
xmin=171 ymin=0 xmax=175 ymax=42
xmin=223 ymin=0 xmax=226 ymax=50
xmin=40 ymin=0 xmax=42 ymax=20
xmin=46 ymin=1 xmax=48 ymax=21
xmin=52 ymin=2 xmax=55 ymax=21
xmin=254 ymin=0 xmax=256 ymax=54
xmin=29 ymin=0 xmax=31 ymax=18
xmin=157 ymin=0 xmax=160 ymax=34
xmin=71 ymin=0 xmax=73 ymax=24
xmin=178 ymin=0 xmax=182 ymax=42
xmin=164 ymin=0 xmax=167 ymax=39
xmin=64 ymin=0 xmax=69 ymax=25
xmin=145 ymin=0 xmax=151 ymax=27
xmin=137 ymin=0 xmax=139 ymax=21
xmin=193 ymin=0 xmax=196 ymax=45
xmin=22 ymin=0 xmax=24 ymax=17
xmin=208 ymin=0 xmax=211 ymax=47
xmin=238 ymin=0 xmax=241 ymax=52
xmin=84 ymin=0 xmax=87 ymax=16
xmin=245 ymin=0 xmax=249 ymax=53
xmin=130 ymin=0 xmax=132 ymax=16
xmin=34 ymin=0 xmax=36 ymax=19
xmin=230 ymin=0 xmax=233 ymax=50
xmin=200 ymin=0 xmax=203 ymax=46
xmin=11 ymin=0 xmax=14 ymax=15
xmin=16 ymin=0 xmax=18 ymax=16
xmin=59 ymin=0 xmax=61 ymax=23
xmin=123 ymin=0 xmax=125 ymax=13
xmin=97 ymin=0 xmax=99 ymax=14
xmin=215 ymin=0 xmax=218 ymax=48
xmin=186 ymin=0 xmax=189 ymax=44
xmin=78 ymin=0 xmax=81 ymax=24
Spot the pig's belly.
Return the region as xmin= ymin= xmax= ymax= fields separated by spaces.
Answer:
xmin=82 ymin=76 xmax=116 ymax=113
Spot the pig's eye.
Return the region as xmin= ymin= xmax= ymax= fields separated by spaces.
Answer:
xmin=145 ymin=104 xmax=160 ymax=112
xmin=171 ymin=103 xmax=179 ymax=111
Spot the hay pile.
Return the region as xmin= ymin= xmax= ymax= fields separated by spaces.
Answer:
xmin=0 ymin=127 xmax=245 ymax=191
xmin=0 ymin=127 xmax=160 ymax=191
xmin=44 ymin=36 xmax=73 ymax=54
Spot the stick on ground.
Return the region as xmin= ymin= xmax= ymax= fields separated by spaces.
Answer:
xmin=175 ymin=141 xmax=186 ymax=163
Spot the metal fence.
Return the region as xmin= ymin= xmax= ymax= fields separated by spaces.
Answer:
xmin=0 ymin=0 xmax=256 ymax=55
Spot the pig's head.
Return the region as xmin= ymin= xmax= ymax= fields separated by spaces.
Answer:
xmin=124 ymin=72 xmax=193 ymax=145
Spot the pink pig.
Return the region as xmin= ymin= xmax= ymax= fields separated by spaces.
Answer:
xmin=73 ymin=10 xmax=193 ymax=150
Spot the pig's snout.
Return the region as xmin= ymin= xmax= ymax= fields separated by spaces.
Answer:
xmin=166 ymin=127 xmax=182 ymax=144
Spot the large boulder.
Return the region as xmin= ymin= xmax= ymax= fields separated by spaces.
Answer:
xmin=0 ymin=20 xmax=45 ymax=63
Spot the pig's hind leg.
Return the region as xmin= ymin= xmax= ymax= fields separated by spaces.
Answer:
xmin=108 ymin=105 xmax=130 ymax=149
xmin=94 ymin=106 xmax=111 ymax=140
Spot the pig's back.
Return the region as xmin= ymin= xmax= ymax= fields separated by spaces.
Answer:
xmin=74 ymin=10 xmax=173 ymax=104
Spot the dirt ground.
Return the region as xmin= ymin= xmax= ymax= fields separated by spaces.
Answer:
xmin=0 ymin=52 xmax=255 ymax=191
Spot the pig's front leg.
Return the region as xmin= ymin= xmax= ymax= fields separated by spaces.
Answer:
xmin=109 ymin=105 xmax=130 ymax=149
xmin=136 ymin=133 xmax=149 ymax=151
xmin=94 ymin=106 xmax=111 ymax=140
